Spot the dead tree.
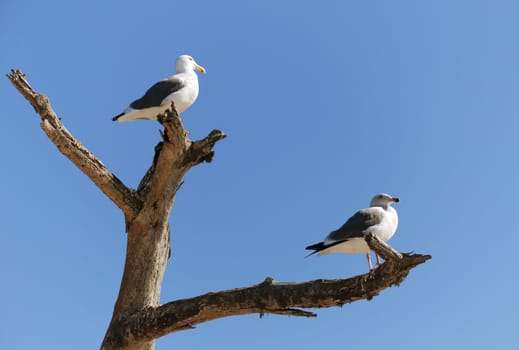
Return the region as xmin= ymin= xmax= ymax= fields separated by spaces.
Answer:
xmin=7 ymin=69 xmax=431 ymax=350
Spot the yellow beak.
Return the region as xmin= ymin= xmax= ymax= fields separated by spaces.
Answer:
xmin=195 ymin=64 xmax=206 ymax=74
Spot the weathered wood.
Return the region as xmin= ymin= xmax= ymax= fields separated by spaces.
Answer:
xmin=365 ymin=233 xmax=404 ymax=262
xmin=6 ymin=69 xmax=142 ymax=221
xmin=8 ymin=69 xmax=431 ymax=350
xmin=102 ymin=106 xmax=226 ymax=350
xmin=121 ymin=243 xmax=430 ymax=341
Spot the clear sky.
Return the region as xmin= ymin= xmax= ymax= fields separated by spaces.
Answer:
xmin=1 ymin=0 xmax=518 ymax=349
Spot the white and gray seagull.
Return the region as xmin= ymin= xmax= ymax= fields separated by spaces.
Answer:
xmin=305 ymin=193 xmax=399 ymax=271
xmin=113 ymin=55 xmax=206 ymax=122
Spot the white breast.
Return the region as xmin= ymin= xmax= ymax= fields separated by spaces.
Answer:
xmin=367 ymin=206 xmax=398 ymax=242
xmin=161 ymin=72 xmax=199 ymax=113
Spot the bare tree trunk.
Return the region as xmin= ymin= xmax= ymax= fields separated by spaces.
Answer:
xmin=101 ymin=108 xmax=225 ymax=350
xmin=7 ymin=70 xmax=431 ymax=350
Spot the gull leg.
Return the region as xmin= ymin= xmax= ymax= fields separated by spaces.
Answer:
xmin=366 ymin=253 xmax=374 ymax=271
xmin=375 ymin=253 xmax=382 ymax=266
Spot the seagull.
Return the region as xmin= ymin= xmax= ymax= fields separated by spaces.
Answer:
xmin=305 ymin=193 xmax=399 ymax=271
xmin=113 ymin=55 xmax=206 ymax=122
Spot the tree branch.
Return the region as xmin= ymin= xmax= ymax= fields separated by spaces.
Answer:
xmin=6 ymin=69 xmax=142 ymax=220
xmin=9 ymin=68 xmax=430 ymax=350
xmin=365 ymin=233 xmax=404 ymax=262
xmin=124 ymin=243 xmax=431 ymax=341
xmin=9 ymin=69 xmax=228 ymax=350
xmin=136 ymin=105 xmax=226 ymax=199
xmin=102 ymin=105 xmax=226 ymax=350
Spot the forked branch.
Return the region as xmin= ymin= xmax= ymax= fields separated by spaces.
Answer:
xmin=6 ymin=69 xmax=142 ymax=220
xmin=8 ymin=68 xmax=430 ymax=350
xmin=136 ymin=105 xmax=226 ymax=202
xmin=124 ymin=235 xmax=430 ymax=341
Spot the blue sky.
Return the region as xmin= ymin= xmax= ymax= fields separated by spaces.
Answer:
xmin=1 ymin=0 xmax=518 ymax=349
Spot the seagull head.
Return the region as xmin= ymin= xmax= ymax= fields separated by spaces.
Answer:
xmin=370 ymin=193 xmax=400 ymax=207
xmin=176 ymin=55 xmax=206 ymax=74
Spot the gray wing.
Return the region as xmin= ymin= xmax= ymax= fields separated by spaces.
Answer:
xmin=130 ymin=78 xmax=184 ymax=109
xmin=325 ymin=208 xmax=385 ymax=243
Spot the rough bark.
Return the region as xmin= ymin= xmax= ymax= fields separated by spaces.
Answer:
xmin=7 ymin=70 xmax=143 ymax=220
xmin=127 ymin=234 xmax=430 ymax=341
xmin=102 ymin=107 xmax=226 ymax=350
xmin=7 ymin=69 xmax=431 ymax=350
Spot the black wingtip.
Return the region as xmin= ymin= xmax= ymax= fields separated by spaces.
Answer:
xmin=304 ymin=251 xmax=317 ymax=259
xmin=112 ymin=113 xmax=124 ymax=122
xmin=305 ymin=242 xmax=325 ymax=251
xmin=304 ymin=242 xmax=324 ymax=258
